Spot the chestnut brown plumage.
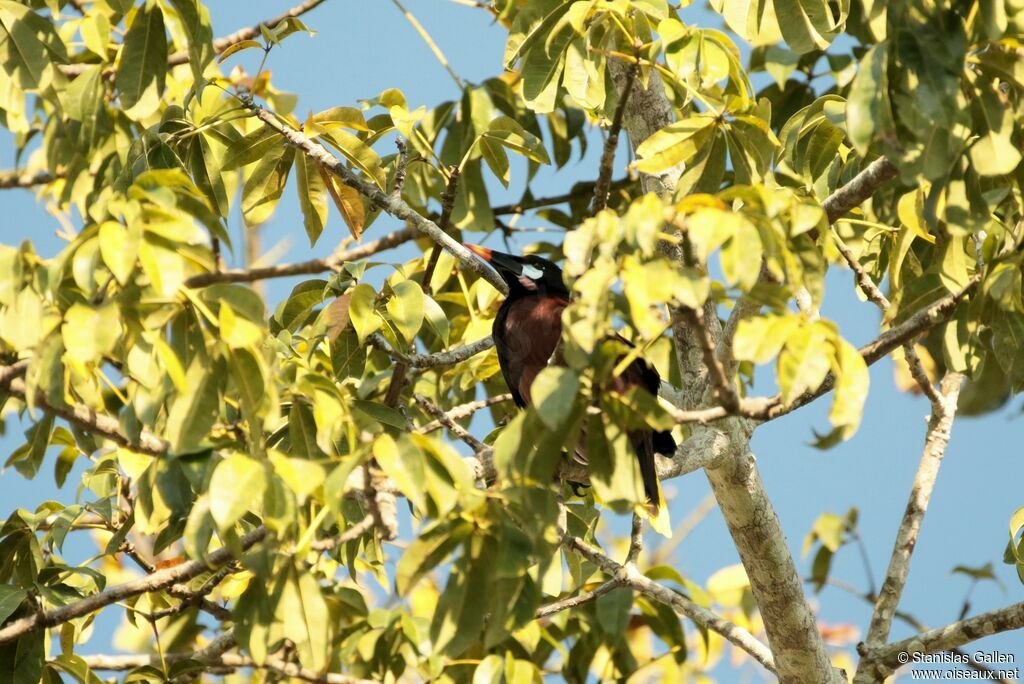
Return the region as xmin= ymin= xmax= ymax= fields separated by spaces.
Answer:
xmin=465 ymin=244 xmax=675 ymax=512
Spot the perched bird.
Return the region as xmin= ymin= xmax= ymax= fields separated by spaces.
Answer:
xmin=464 ymin=244 xmax=675 ymax=513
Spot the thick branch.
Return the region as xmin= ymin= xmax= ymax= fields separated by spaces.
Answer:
xmin=822 ymin=157 xmax=899 ymax=224
xmin=184 ymin=227 xmax=415 ymax=288
xmin=245 ymin=103 xmax=508 ymax=294
xmin=0 ymin=528 xmax=266 ymax=645
xmin=867 ymin=601 xmax=1024 ymax=676
xmin=856 ymin=373 xmax=963 ymax=681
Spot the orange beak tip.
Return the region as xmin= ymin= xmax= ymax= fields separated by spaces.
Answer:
xmin=464 ymin=243 xmax=492 ymax=261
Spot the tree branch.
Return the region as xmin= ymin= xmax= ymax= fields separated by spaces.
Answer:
xmin=535 ymin=579 xmax=623 ymax=619
xmin=244 ymin=102 xmax=508 ymax=294
xmin=184 ymin=227 xmax=416 ymax=288
xmin=591 ymin=58 xmax=638 ymax=215
xmin=0 ymin=169 xmax=59 ymax=189
xmin=80 ymin=632 xmax=375 ymax=683
xmin=866 ymin=601 xmax=1024 ymax=677
xmin=831 ymin=229 xmax=943 ymax=406
xmin=564 ymin=535 xmax=777 ymax=674
xmin=412 ymin=393 xmax=486 ymax=451
xmin=368 ymin=333 xmax=494 ymax=368
xmin=0 ymin=528 xmax=266 ymax=646
xmin=856 ymin=373 xmax=963 ymax=681
xmin=60 ymin=0 xmax=333 ymax=77
xmin=491 ymin=177 xmax=633 ymax=216
xmin=6 ymin=377 xmax=168 ymax=455
xmin=414 ymin=393 xmax=512 ymax=434
xmin=822 ymin=157 xmax=899 ymax=224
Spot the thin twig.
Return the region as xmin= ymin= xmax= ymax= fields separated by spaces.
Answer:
xmin=564 ymin=535 xmax=777 ymax=674
xmin=626 ymin=512 xmax=643 ymax=565
xmin=184 ymin=227 xmax=416 ymax=288
xmin=60 ymin=0 xmax=333 ymax=77
xmin=491 ymin=177 xmax=633 ymax=216
xmin=6 ymin=377 xmax=168 ymax=455
xmin=822 ymin=157 xmax=899 ymax=225
xmin=384 ymin=166 xmax=459 ymax=408
xmin=820 ymin=578 xmax=1012 ymax=684
xmin=389 ymin=0 xmax=464 ymax=88
xmin=856 ymin=373 xmax=963 ymax=681
xmin=414 ymin=393 xmax=513 ymax=434
xmin=0 ymin=169 xmax=59 ymax=189
xmin=831 ymin=229 xmax=943 ymax=406
xmin=412 ymin=393 xmax=486 ymax=452
xmin=591 ymin=57 xmax=638 ymax=214
xmin=311 ymin=514 xmax=375 ymax=551
xmin=368 ymin=333 xmax=494 ymax=369
xmin=535 ymin=579 xmax=623 ymax=619
xmin=80 ymin=633 xmax=375 ymax=683
xmin=0 ymin=528 xmax=267 ymax=645
xmin=245 ymin=102 xmax=507 ymax=294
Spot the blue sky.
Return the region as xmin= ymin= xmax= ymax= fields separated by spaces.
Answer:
xmin=1 ymin=0 xmax=1021 ymax=677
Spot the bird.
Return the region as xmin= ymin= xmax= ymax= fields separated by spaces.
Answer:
xmin=464 ymin=243 xmax=675 ymax=514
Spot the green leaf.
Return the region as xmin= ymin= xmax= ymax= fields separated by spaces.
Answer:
xmin=215 ymin=38 xmax=263 ymax=63
xmin=0 ymin=1 xmax=68 ymax=89
xmin=348 ymin=283 xmax=381 ymax=343
xmin=846 ymin=42 xmax=893 ymax=155
xmin=733 ymin=314 xmax=801 ymax=364
xmin=242 ymin=146 xmax=295 ymax=227
xmin=279 ymin=565 xmax=330 ymax=671
xmin=373 ymin=434 xmax=426 ymax=512
xmin=209 ymin=453 xmax=266 ymax=532
xmin=62 ymin=302 xmax=121 ymax=365
xmin=0 ymin=631 xmax=43 ymax=684
xmin=319 ymin=129 xmax=387 ymax=191
xmin=530 ymin=367 xmax=580 ymax=431
xmin=221 ymin=125 xmax=281 ymax=170
xmin=480 ymin=116 xmax=551 ymax=165
xmin=829 ymin=338 xmax=868 ymax=435
xmin=98 ymin=221 xmax=140 ymax=285
xmin=296 ymin=153 xmax=328 ymax=246
xmin=633 ymin=116 xmax=717 ymax=174
xmin=969 ymin=90 xmax=1022 ymax=176
xmin=167 ymin=0 xmax=214 ymax=84
xmin=165 ymin=358 xmax=220 ymax=454
xmin=396 ymin=516 xmax=472 ymax=594
xmin=778 ymin=323 xmax=831 ymax=405
xmin=386 ymin=279 xmax=425 ymax=344
xmin=0 ymin=586 xmax=27 ymax=625
xmin=116 ymin=2 xmax=168 ymax=110
xmin=774 ymin=0 xmax=839 ymax=54
xmin=423 ymin=295 xmax=450 ymax=346
xmin=990 ymin=314 xmax=1024 ymax=390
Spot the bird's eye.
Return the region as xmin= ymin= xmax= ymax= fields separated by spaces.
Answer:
xmin=521 ymin=263 xmax=544 ymax=280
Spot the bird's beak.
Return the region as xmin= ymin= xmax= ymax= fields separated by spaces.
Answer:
xmin=464 ymin=243 xmax=523 ymax=279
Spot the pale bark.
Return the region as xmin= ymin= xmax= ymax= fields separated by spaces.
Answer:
xmin=608 ymin=53 xmax=844 ymax=683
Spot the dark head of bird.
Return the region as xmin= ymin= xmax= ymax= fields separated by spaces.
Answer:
xmin=464 ymin=244 xmax=569 ymax=299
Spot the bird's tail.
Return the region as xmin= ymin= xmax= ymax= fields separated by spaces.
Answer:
xmin=633 ymin=431 xmax=672 ymax=537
